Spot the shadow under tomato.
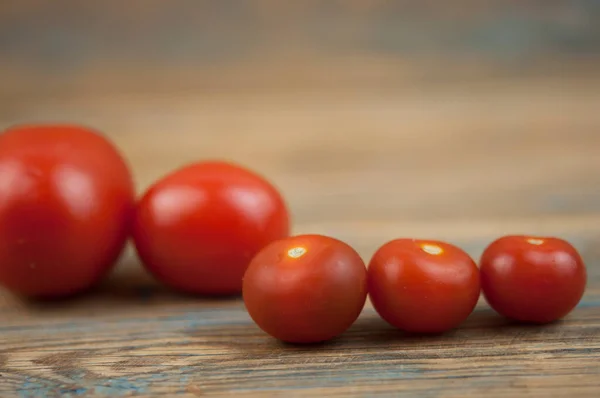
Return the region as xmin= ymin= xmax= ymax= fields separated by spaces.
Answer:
xmin=343 ymin=307 xmax=529 ymax=343
xmin=6 ymin=259 xmax=243 ymax=315
xmin=463 ymin=307 xmax=572 ymax=330
xmin=97 ymin=261 xmax=243 ymax=302
xmin=277 ymin=336 xmax=348 ymax=349
xmin=345 ymin=315 xmax=461 ymax=346
xmin=459 ymin=307 xmax=513 ymax=329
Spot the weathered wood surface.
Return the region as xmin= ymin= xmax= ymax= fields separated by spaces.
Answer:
xmin=1 ymin=1 xmax=600 ymax=397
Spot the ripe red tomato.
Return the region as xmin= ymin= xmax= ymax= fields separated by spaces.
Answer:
xmin=0 ymin=124 xmax=135 ymax=298
xmin=480 ymin=235 xmax=586 ymax=323
xmin=133 ymin=161 xmax=289 ymax=296
xmin=243 ymin=234 xmax=368 ymax=343
xmin=368 ymin=239 xmax=480 ymax=334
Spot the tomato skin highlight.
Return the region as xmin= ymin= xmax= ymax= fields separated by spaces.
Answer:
xmin=368 ymin=239 xmax=480 ymax=334
xmin=133 ymin=161 xmax=289 ymax=296
xmin=0 ymin=124 xmax=135 ymax=298
xmin=243 ymin=234 xmax=368 ymax=343
xmin=480 ymin=235 xmax=586 ymax=324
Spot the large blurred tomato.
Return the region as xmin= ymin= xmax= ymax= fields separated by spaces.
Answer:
xmin=132 ymin=161 xmax=290 ymax=295
xmin=0 ymin=124 xmax=135 ymax=298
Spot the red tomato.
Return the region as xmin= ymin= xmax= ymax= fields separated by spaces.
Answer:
xmin=243 ymin=234 xmax=368 ymax=343
xmin=133 ymin=161 xmax=289 ymax=295
xmin=368 ymin=239 xmax=480 ymax=334
xmin=0 ymin=124 xmax=135 ymax=298
xmin=480 ymin=235 xmax=586 ymax=323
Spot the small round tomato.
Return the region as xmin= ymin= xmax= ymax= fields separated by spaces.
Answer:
xmin=133 ymin=161 xmax=289 ymax=296
xmin=0 ymin=124 xmax=135 ymax=298
xmin=480 ymin=235 xmax=586 ymax=323
xmin=368 ymin=239 xmax=480 ymax=334
xmin=243 ymin=234 xmax=368 ymax=343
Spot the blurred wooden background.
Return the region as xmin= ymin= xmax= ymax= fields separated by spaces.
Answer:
xmin=1 ymin=1 xmax=599 ymax=93
xmin=1 ymin=1 xmax=599 ymax=243
xmin=1 ymin=1 xmax=600 ymax=397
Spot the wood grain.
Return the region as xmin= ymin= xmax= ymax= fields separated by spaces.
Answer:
xmin=1 ymin=0 xmax=599 ymax=95
xmin=1 ymin=1 xmax=600 ymax=397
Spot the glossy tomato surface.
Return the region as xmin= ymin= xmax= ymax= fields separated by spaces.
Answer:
xmin=133 ymin=161 xmax=289 ymax=295
xmin=243 ymin=234 xmax=368 ymax=343
xmin=368 ymin=239 xmax=480 ymax=333
xmin=480 ymin=235 xmax=586 ymax=323
xmin=0 ymin=124 xmax=135 ymax=298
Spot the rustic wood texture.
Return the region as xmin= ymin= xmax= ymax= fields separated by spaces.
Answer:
xmin=1 ymin=1 xmax=600 ymax=397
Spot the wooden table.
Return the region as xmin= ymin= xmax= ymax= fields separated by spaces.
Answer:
xmin=1 ymin=2 xmax=600 ymax=397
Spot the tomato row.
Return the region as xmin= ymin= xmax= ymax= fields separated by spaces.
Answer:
xmin=244 ymin=234 xmax=586 ymax=343
xmin=0 ymin=125 xmax=587 ymax=344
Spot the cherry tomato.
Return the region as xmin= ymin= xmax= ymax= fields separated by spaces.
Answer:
xmin=133 ymin=161 xmax=289 ymax=295
xmin=480 ymin=235 xmax=586 ymax=323
xmin=0 ymin=124 xmax=135 ymax=298
xmin=243 ymin=234 xmax=368 ymax=343
xmin=368 ymin=239 xmax=480 ymax=334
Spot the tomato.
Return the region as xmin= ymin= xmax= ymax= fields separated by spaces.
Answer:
xmin=133 ymin=161 xmax=289 ymax=295
xmin=368 ymin=239 xmax=480 ymax=334
xmin=0 ymin=124 xmax=135 ymax=298
xmin=480 ymin=235 xmax=586 ymax=323
xmin=243 ymin=234 xmax=368 ymax=343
